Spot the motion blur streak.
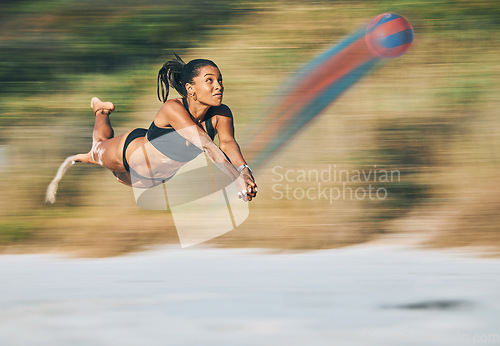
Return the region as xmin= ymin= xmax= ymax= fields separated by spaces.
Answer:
xmin=243 ymin=28 xmax=380 ymax=169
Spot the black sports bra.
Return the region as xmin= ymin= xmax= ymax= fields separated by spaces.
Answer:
xmin=146 ymin=98 xmax=216 ymax=162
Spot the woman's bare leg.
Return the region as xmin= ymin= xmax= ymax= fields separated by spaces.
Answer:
xmin=46 ymin=98 xmax=119 ymax=203
xmin=45 ymin=153 xmax=90 ymax=203
xmin=89 ymin=98 xmax=125 ymax=168
xmin=91 ymin=97 xmax=115 ymax=142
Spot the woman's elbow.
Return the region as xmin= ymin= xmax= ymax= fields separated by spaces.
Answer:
xmin=219 ymin=142 xmax=228 ymax=154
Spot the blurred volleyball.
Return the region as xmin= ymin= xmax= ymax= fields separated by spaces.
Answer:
xmin=365 ymin=13 xmax=414 ymax=58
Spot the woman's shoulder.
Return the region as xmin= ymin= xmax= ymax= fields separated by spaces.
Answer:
xmin=154 ymin=98 xmax=186 ymax=127
xmin=161 ymin=98 xmax=185 ymax=111
xmin=209 ymin=103 xmax=233 ymax=119
xmin=157 ymin=98 xmax=186 ymax=116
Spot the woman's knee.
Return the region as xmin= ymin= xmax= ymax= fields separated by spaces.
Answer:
xmin=73 ymin=153 xmax=94 ymax=164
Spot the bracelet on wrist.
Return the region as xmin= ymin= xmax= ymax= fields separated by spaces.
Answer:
xmin=237 ymin=164 xmax=252 ymax=174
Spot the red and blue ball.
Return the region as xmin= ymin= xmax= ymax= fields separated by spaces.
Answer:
xmin=365 ymin=13 xmax=414 ymax=59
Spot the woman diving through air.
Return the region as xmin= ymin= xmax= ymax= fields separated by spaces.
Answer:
xmin=46 ymin=54 xmax=257 ymax=203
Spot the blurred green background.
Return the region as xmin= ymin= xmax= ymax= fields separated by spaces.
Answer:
xmin=1 ymin=0 xmax=499 ymax=256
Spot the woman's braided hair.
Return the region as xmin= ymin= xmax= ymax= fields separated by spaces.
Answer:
xmin=157 ymin=53 xmax=219 ymax=103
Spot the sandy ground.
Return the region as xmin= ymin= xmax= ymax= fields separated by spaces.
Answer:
xmin=1 ymin=244 xmax=500 ymax=346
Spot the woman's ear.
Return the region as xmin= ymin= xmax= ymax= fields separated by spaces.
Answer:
xmin=185 ymin=83 xmax=195 ymax=95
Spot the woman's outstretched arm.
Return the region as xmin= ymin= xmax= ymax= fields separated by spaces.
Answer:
xmin=157 ymin=100 xmax=251 ymax=200
xmin=216 ymin=107 xmax=257 ymax=200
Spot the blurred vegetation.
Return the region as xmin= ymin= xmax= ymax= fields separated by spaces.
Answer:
xmin=0 ymin=0 xmax=251 ymax=94
xmin=1 ymin=0 xmax=499 ymax=256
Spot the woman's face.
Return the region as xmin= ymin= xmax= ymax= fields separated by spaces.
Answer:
xmin=187 ymin=65 xmax=224 ymax=106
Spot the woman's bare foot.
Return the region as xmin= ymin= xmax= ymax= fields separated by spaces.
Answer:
xmin=91 ymin=97 xmax=115 ymax=116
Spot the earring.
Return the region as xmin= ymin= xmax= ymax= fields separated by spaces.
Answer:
xmin=190 ymin=92 xmax=197 ymax=101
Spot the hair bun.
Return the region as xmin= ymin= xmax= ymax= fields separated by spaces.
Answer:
xmin=157 ymin=53 xmax=186 ymax=102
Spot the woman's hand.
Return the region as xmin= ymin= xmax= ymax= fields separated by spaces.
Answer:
xmin=240 ymin=168 xmax=257 ymax=201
